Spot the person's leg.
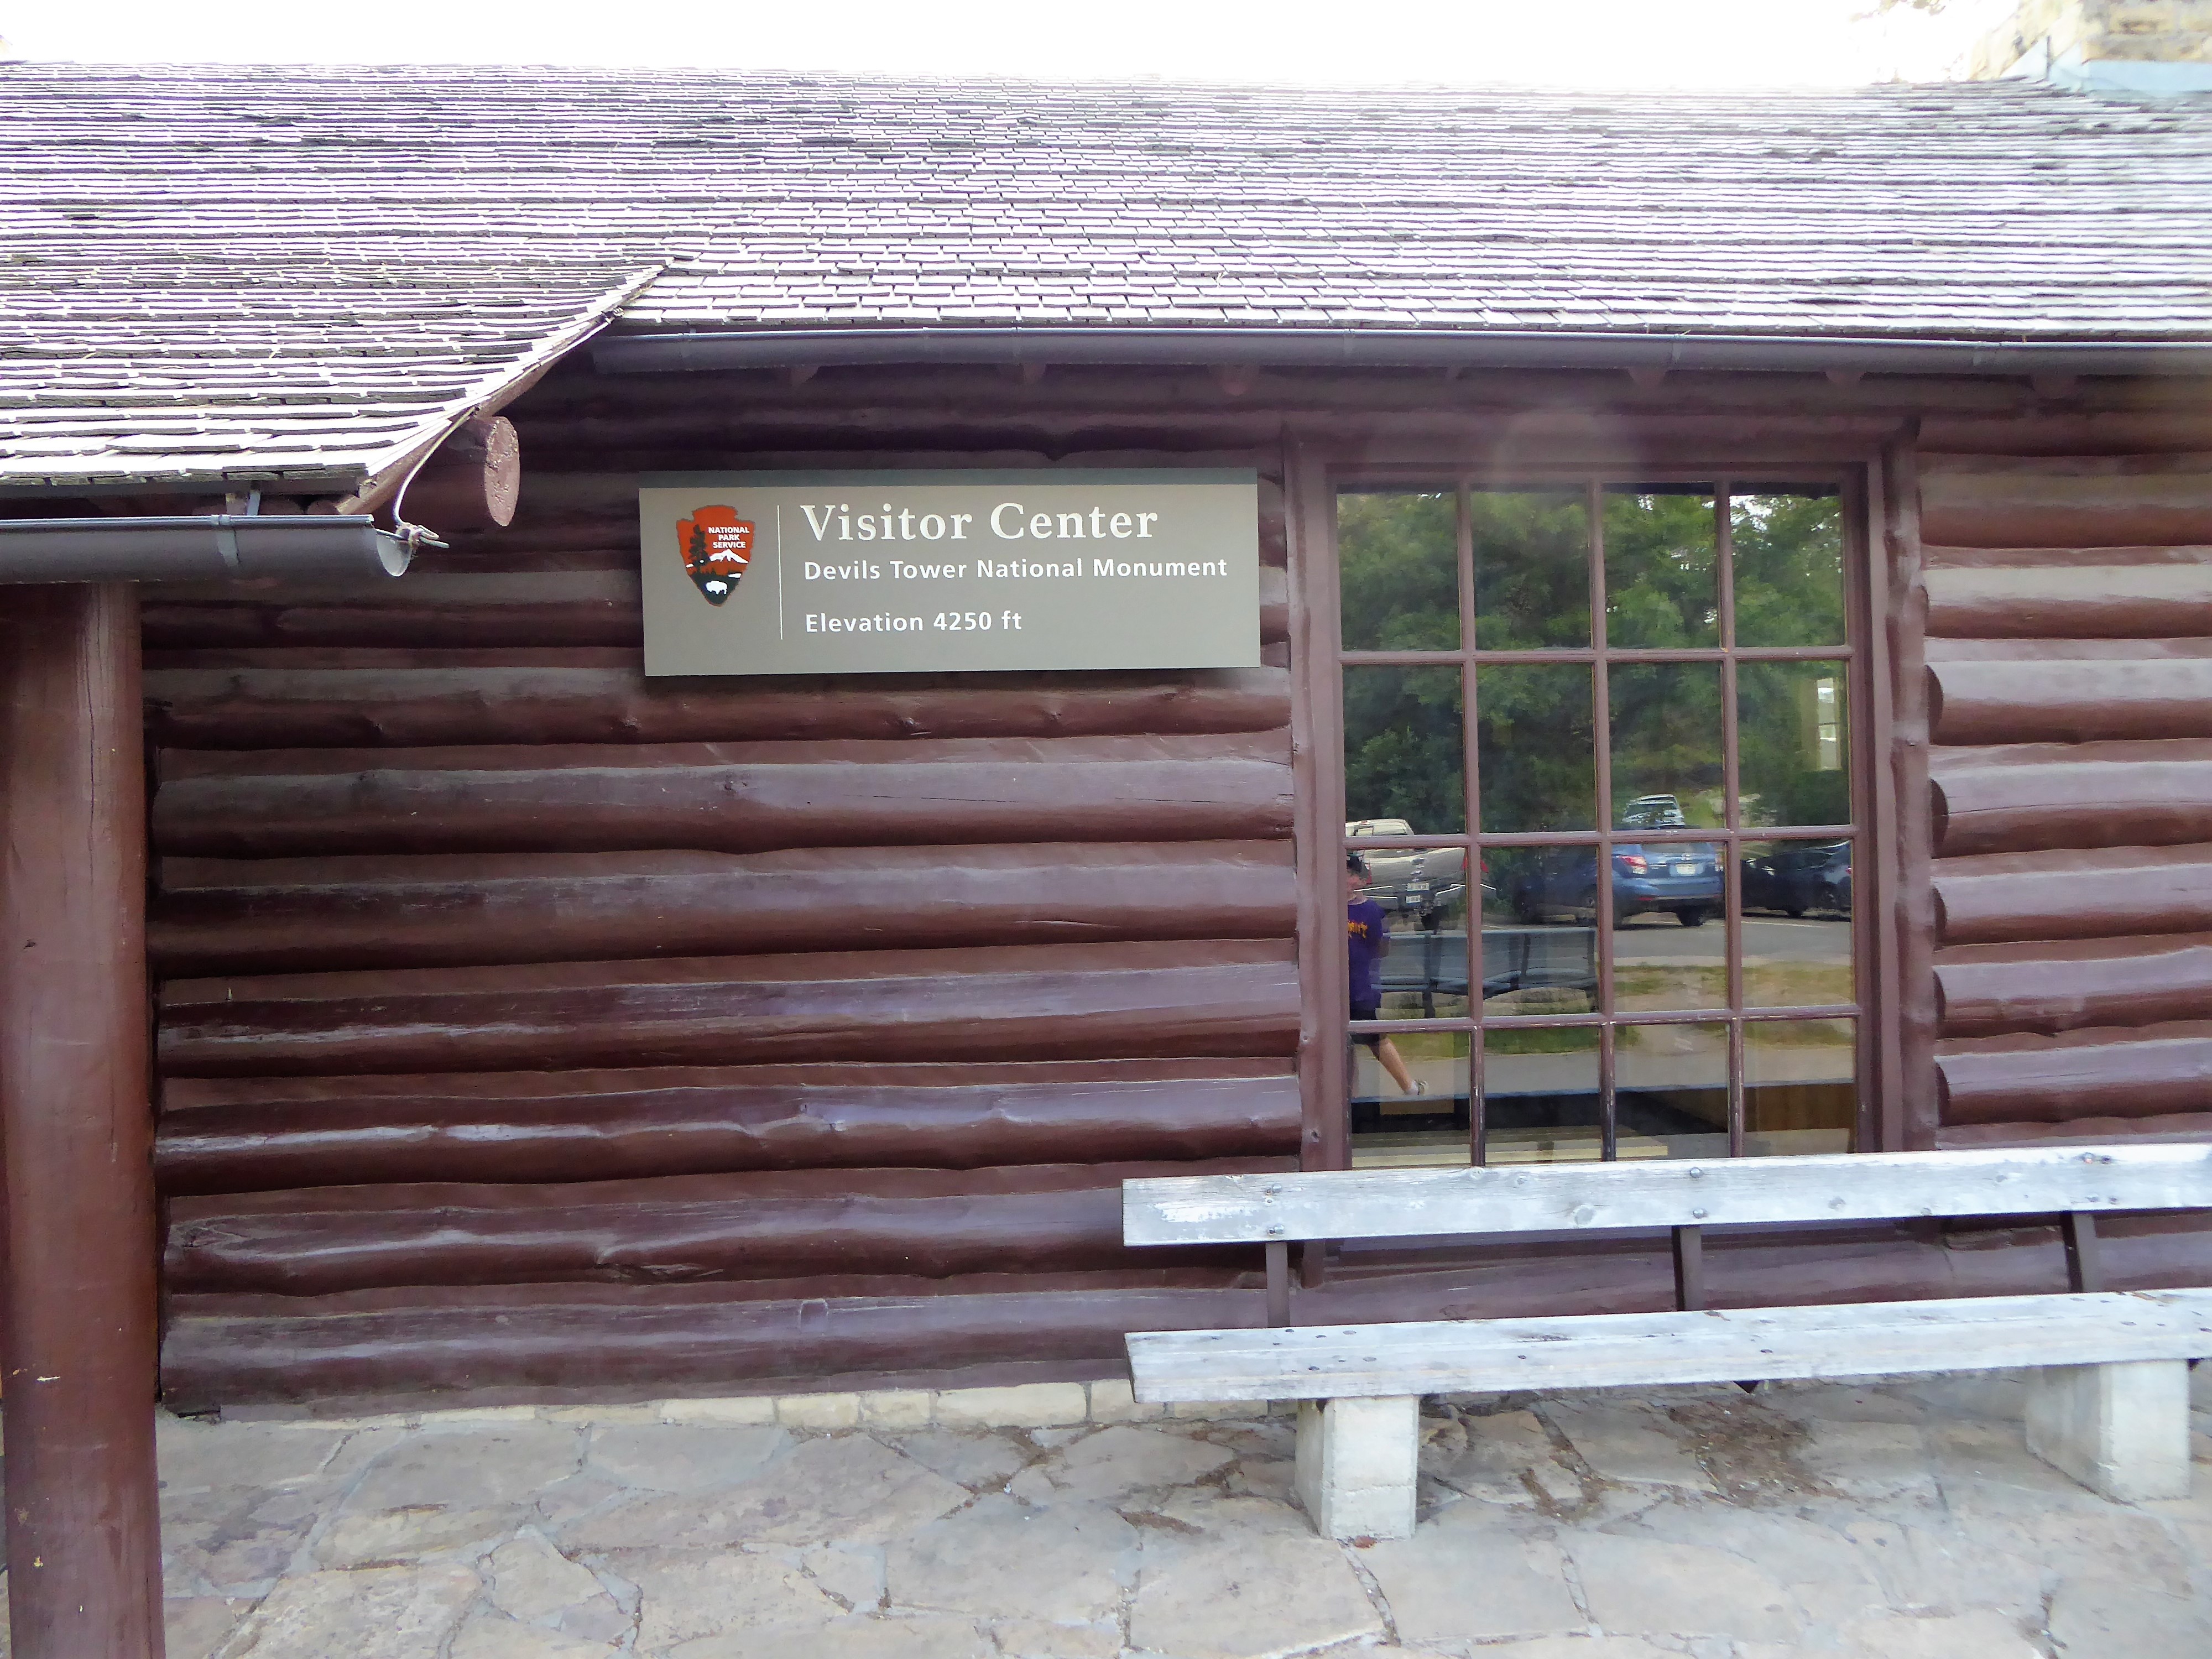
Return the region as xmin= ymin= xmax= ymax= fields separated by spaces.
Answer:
xmin=1375 ymin=1035 xmax=1422 ymax=1095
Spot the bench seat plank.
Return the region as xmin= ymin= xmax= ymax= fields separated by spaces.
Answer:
xmin=1123 ymin=1144 xmax=2212 ymax=1246
xmin=1126 ymin=1287 xmax=2212 ymax=1402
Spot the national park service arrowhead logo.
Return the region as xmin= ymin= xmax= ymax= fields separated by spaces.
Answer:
xmin=676 ymin=506 xmax=754 ymax=605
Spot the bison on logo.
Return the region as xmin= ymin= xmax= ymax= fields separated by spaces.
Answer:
xmin=676 ymin=506 xmax=754 ymax=606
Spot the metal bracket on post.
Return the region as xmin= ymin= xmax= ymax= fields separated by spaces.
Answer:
xmin=2062 ymin=1212 xmax=2105 ymax=1294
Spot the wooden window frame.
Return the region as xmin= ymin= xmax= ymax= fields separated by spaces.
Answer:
xmin=1285 ymin=441 xmax=1899 ymax=1174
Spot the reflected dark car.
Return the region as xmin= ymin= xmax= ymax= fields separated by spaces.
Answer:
xmin=1742 ymin=841 xmax=1851 ymax=917
xmin=1501 ymin=843 xmax=1723 ymax=927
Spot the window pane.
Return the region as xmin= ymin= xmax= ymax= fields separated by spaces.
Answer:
xmin=1612 ymin=853 xmax=1727 ymax=1010
xmin=1338 ymin=489 xmax=1459 ymax=651
xmin=1609 ymin=662 xmax=1724 ymax=830
xmin=1483 ymin=1025 xmax=1601 ymax=1165
xmin=1478 ymin=664 xmax=1594 ymax=832
xmin=1343 ymin=665 xmax=1464 ymax=832
xmin=1740 ymin=838 xmax=1855 ymax=1008
xmin=1472 ymin=489 xmax=1590 ymax=649
xmin=1604 ymin=486 xmax=1718 ymax=649
xmin=1351 ymin=1030 xmax=1472 ymax=1168
xmin=1733 ymin=488 xmax=1845 ymax=648
xmin=1616 ymin=1021 xmax=1729 ymax=1159
xmin=1349 ymin=875 xmax=1470 ymax=1025
xmin=1744 ymin=1019 xmax=1856 ymax=1155
xmin=1478 ymin=858 xmax=1599 ymax=1014
xmin=1739 ymin=661 xmax=1850 ymax=827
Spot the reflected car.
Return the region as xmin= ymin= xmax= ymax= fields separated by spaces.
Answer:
xmin=1345 ymin=818 xmax=1484 ymax=924
xmin=1742 ymin=841 xmax=1851 ymax=917
xmin=1501 ymin=842 xmax=1723 ymax=927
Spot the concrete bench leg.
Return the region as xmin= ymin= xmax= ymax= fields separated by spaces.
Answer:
xmin=1293 ymin=1396 xmax=1418 ymax=1540
xmin=2026 ymin=1359 xmax=2193 ymax=1503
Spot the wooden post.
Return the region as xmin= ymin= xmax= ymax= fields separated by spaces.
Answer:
xmin=0 ymin=583 xmax=165 ymax=1659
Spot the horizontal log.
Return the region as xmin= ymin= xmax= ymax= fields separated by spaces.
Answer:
xmin=1925 ymin=565 xmax=2212 ymax=640
xmin=159 ymin=1211 xmax=2212 ymax=1407
xmin=1934 ymin=846 xmax=2212 ymax=946
xmin=155 ymin=1061 xmax=1302 ymax=1194
xmin=144 ymin=659 xmax=1292 ymax=749
xmin=150 ymin=841 xmax=1296 ymax=974
xmin=142 ymin=564 xmax=1288 ymax=658
xmin=1918 ymin=455 xmax=2212 ymax=548
xmin=1929 ymin=638 xmax=2212 ymax=662
xmin=158 ymin=938 xmax=1301 ymax=1077
xmin=1928 ymin=658 xmax=2212 ymax=745
xmin=1936 ymin=933 xmax=2212 ymax=1038
xmin=1930 ymin=740 xmax=2212 ymax=856
xmin=166 ymin=1159 xmax=1291 ymax=1295
xmin=152 ymin=732 xmax=1293 ymax=857
xmin=1937 ymin=1021 xmax=2212 ymax=1124
xmin=1939 ymin=1114 xmax=2212 ymax=1149
xmin=1917 ymin=416 xmax=2212 ymax=457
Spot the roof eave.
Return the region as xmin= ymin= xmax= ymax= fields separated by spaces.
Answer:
xmin=592 ymin=326 xmax=2212 ymax=379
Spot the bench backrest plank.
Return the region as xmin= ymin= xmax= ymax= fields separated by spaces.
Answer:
xmin=1123 ymin=1143 xmax=2212 ymax=1246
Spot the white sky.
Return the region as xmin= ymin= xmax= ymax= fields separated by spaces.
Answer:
xmin=1 ymin=0 xmax=2019 ymax=88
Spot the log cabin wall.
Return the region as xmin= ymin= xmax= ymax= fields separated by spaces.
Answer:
xmin=143 ymin=369 xmax=1312 ymax=1408
xmin=1918 ymin=440 xmax=2212 ymax=1149
xmin=137 ymin=363 xmax=2212 ymax=1407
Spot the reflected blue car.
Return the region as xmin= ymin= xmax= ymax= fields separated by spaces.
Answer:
xmin=1501 ymin=843 xmax=1723 ymax=928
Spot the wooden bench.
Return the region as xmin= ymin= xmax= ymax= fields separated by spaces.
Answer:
xmin=1122 ymin=1144 xmax=2212 ymax=1539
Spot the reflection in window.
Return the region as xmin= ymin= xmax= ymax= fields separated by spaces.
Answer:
xmin=1484 ymin=1026 xmax=1601 ymax=1165
xmin=1733 ymin=489 xmax=1844 ymax=648
xmin=1343 ymin=665 xmax=1464 ymax=833
xmin=1740 ymin=839 xmax=1854 ymax=1008
xmin=1338 ymin=489 xmax=1459 ymax=651
xmin=1334 ymin=476 xmax=1862 ymax=1171
xmin=1616 ymin=1021 xmax=1730 ymax=1159
xmin=1604 ymin=487 xmax=1718 ymax=649
xmin=1478 ymin=664 xmax=1594 ymax=832
xmin=1472 ymin=490 xmax=1590 ymax=649
xmin=1744 ymin=1019 xmax=1856 ymax=1154
xmin=1609 ymin=662 xmax=1724 ymax=827
xmin=1739 ymin=662 xmax=1850 ymax=827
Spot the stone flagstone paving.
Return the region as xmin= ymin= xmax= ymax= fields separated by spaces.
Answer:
xmin=2 ymin=1368 xmax=2207 ymax=1657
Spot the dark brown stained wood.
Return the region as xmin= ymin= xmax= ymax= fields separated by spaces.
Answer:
xmin=1 ymin=585 xmax=166 ymax=1657
xmin=1939 ymin=1113 xmax=2212 ymax=1148
xmin=1928 ymin=658 xmax=2212 ymax=745
xmin=1934 ymin=845 xmax=2212 ymax=946
xmin=149 ymin=841 xmax=1297 ymax=974
xmin=150 ymin=732 xmax=1294 ymax=857
xmin=1918 ymin=455 xmax=2212 ymax=548
xmin=143 ymin=566 xmax=1286 ymax=660
xmin=406 ymin=415 xmax=522 ymax=532
xmin=1935 ymin=932 xmax=2212 ymax=1037
xmin=1918 ymin=415 xmax=2212 ymax=457
xmin=1886 ymin=436 xmax=1937 ymax=1150
xmin=158 ymin=938 xmax=1302 ymax=1077
xmin=165 ymin=1159 xmax=1292 ymax=1295
xmin=144 ymin=660 xmax=1293 ymax=749
xmin=1924 ymin=565 xmax=2212 ymax=639
xmin=1937 ymin=1021 xmax=2212 ymax=1123
xmin=156 ymin=1209 xmax=2212 ymax=1408
xmin=155 ymin=1061 xmax=1302 ymax=1193
xmin=1929 ymin=740 xmax=2212 ymax=856
xmin=1929 ymin=638 xmax=2212 ymax=661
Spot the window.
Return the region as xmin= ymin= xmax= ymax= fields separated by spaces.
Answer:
xmin=1337 ymin=477 xmax=1866 ymax=1167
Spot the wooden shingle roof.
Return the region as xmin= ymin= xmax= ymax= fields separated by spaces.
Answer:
xmin=4 ymin=62 xmax=2210 ymax=489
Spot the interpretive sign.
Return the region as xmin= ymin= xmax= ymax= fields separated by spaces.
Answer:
xmin=639 ymin=469 xmax=1260 ymax=676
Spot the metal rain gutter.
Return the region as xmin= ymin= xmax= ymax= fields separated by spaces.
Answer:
xmin=592 ymin=326 xmax=2212 ymax=379
xmin=0 ymin=515 xmax=412 ymax=583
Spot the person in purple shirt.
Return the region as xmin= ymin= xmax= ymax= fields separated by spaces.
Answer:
xmin=1347 ymin=854 xmax=1423 ymax=1096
